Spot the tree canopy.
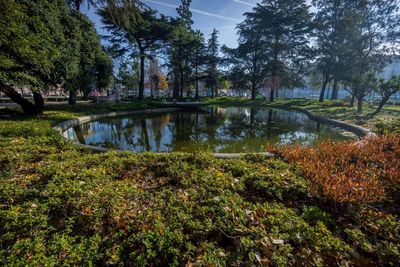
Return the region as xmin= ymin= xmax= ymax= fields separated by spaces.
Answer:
xmin=1 ymin=0 xmax=400 ymax=115
xmin=0 ymin=0 xmax=66 ymax=114
xmin=99 ymin=5 xmax=171 ymax=99
xmin=0 ymin=0 xmax=112 ymax=113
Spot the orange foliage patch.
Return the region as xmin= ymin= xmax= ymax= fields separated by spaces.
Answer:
xmin=268 ymin=135 xmax=400 ymax=204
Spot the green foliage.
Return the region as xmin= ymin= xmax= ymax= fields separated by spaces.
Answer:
xmin=61 ymin=11 xmax=112 ymax=96
xmin=0 ymin=0 xmax=65 ymax=88
xmin=0 ymin=0 xmax=112 ymax=113
xmin=206 ymin=29 xmax=220 ymax=97
xmin=116 ymin=59 xmax=139 ymax=92
xmin=99 ymin=5 xmax=171 ymax=99
xmin=232 ymin=0 xmax=312 ymax=101
xmin=167 ymin=22 xmax=201 ymax=99
xmin=176 ymin=0 xmax=193 ymax=29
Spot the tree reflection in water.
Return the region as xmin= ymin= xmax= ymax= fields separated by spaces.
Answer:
xmin=65 ymin=107 xmax=355 ymax=153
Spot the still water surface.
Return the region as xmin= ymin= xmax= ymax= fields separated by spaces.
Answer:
xmin=63 ymin=106 xmax=355 ymax=153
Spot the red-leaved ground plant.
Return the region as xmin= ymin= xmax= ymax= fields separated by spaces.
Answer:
xmin=268 ymin=135 xmax=400 ymax=204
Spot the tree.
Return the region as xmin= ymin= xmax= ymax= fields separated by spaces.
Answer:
xmin=77 ymin=16 xmax=112 ymax=102
xmin=370 ymin=76 xmax=400 ymax=116
xmin=95 ymin=50 xmax=114 ymax=92
xmin=99 ymin=6 xmax=171 ymax=99
xmin=158 ymin=75 xmax=169 ymax=91
xmin=78 ymin=20 xmax=111 ymax=100
xmin=224 ymin=65 xmax=248 ymax=97
xmin=351 ymin=72 xmax=377 ymax=113
xmin=176 ymin=0 xmax=193 ymax=29
xmin=313 ymin=0 xmax=348 ymax=102
xmin=242 ymin=0 xmax=313 ymax=102
xmin=57 ymin=10 xmax=112 ymax=104
xmin=167 ymin=25 xmax=195 ymax=99
xmin=342 ymin=0 xmax=400 ymax=113
xmin=206 ymin=29 xmax=220 ymax=98
xmin=116 ymin=58 xmax=139 ymax=96
xmin=0 ymin=0 xmax=67 ymax=115
xmin=221 ymin=79 xmax=230 ymax=90
xmin=190 ymin=31 xmax=208 ymax=99
xmin=54 ymin=9 xmax=82 ymax=105
xmin=148 ymin=51 xmax=161 ymax=97
xmin=224 ymin=19 xmax=269 ymax=100
xmin=67 ymin=0 xmax=96 ymax=10
xmin=67 ymin=0 xmax=140 ymax=11
xmin=166 ymin=0 xmax=197 ymax=99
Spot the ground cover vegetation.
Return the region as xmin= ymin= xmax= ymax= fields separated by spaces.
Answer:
xmin=0 ymin=100 xmax=399 ymax=266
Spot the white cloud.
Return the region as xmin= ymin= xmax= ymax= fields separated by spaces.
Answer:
xmin=144 ymin=0 xmax=242 ymax=22
xmin=231 ymin=0 xmax=256 ymax=7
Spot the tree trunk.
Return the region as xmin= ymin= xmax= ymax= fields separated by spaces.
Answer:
xmin=331 ymin=79 xmax=339 ymax=100
xmin=251 ymin=82 xmax=256 ymax=100
xmin=371 ymin=95 xmax=390 ymax=116
xmin=349 ymin=95 xmax=355 ymax=107
xmin=319 ymin=76 xmax=329 ymax=102
xmin=195 ymin=79 xmax=199 ymax=100
xmin=138 ymin=54 xmax=145 ymax=100
xmin=33 ymin=92 xmax=44 ymax=115
xmin=195 ymin=66 xmax=199 ymax=100
xmin=180 ymin=68 xmax=184 ymax=100
xmin=69 ymin=90 xmax=77 ymax=105
xmin=233 ymin=80 xmax=237 ymax=97
xmin=270 ymin=44 xmax=278 ymax=103
xmin=0 ymin=83 xmax=40 ymax=115
xmin=357 ymin=96 xmax=363 ymax=113
xmin=173 ymin=73 xmax=180 ymax=99
xmin=270 ymin=88 xmax=274 ymax=102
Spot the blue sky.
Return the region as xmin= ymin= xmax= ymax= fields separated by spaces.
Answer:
xmin=83 ymin=0 xmax=259 ymax=48
xmin=83 ymin=0 xmax=314 ymax=48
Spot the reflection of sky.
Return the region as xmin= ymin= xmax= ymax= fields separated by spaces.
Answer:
xmin=63 ymin=107 xmax=355 ymax=153
xmin=279 ymin=131 xmax=317 ymax=146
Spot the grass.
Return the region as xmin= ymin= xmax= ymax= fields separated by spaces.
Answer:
xmin=0 ymin=98 xmax=399 ymax=266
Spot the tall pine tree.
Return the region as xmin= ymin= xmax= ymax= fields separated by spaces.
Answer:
xmin=241 ymin=0 xmax=312 ymax=102
xmin=207 ymin=29 xmax=220 ymax=98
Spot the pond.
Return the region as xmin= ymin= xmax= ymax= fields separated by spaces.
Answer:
xmin=63 ymin=106 xmax=356 ymax=153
